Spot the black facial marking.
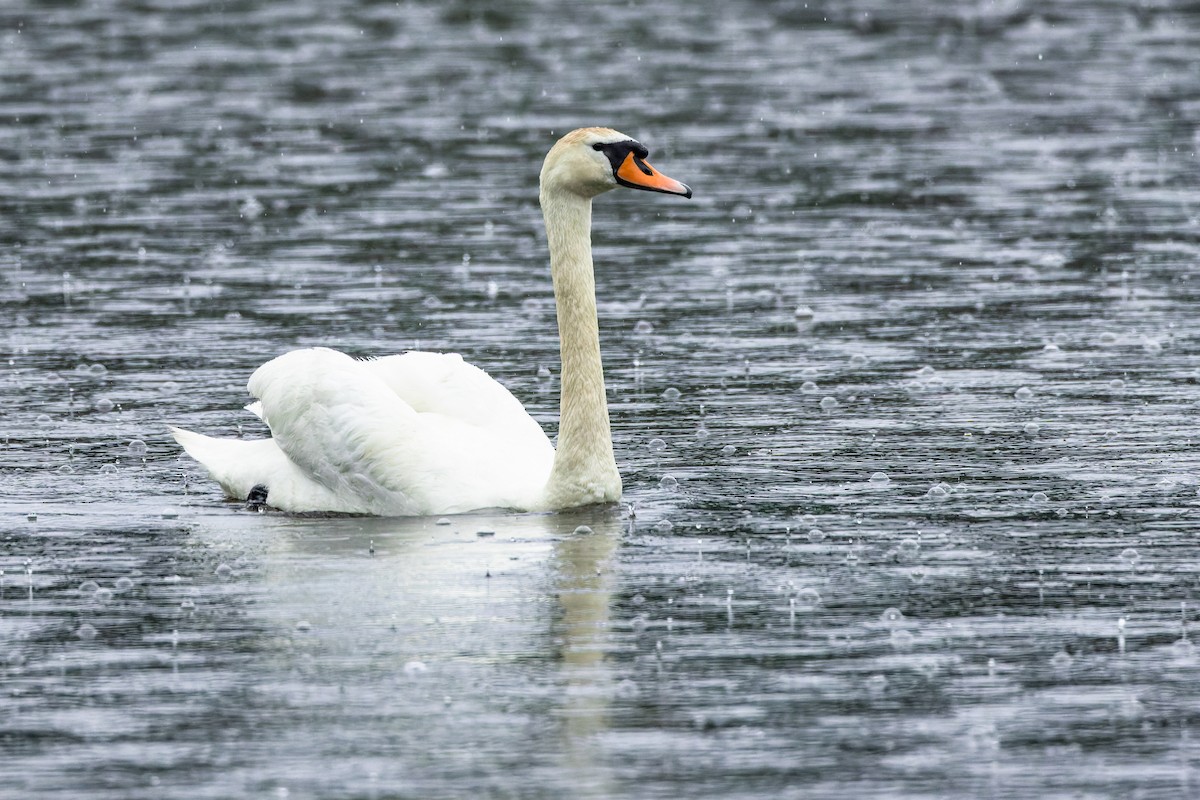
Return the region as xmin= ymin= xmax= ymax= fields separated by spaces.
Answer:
xmin=592 ymin=138 xmax=649 ymax=174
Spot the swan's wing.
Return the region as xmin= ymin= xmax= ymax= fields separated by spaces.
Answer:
xmin=362 ymin=351 xmax=548 ymax=443
xmin=247 ymin=347 xmax=553 ymax=515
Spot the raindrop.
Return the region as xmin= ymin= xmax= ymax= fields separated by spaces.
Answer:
xmin=793 ymin=305 xmax=814 ymax=319
xmin=800 ymin=381 xmax=819 ymax=394
xmin=720 ymin=445 xmax=736 ymax=455
xmin=214 ymin=563 xmax=234 ymax=580
xmin=1030 ymin=492 xmax=1049 ymax=503
xmin=57 ymin=464 xmax=75 ymax=475
xmin=127 ymin=439 xmax=148 ymax=457
xmin=1050 ymin=650 xmax=1073 ymax=671
xmin=161 ymin=507 xmax=179 ymax=519
xmin=615 ymin=679 xmax=640 ymax=698
xmin=99 ymin=463 xmax=117 ymax=474
xmin=89 ymin=363 xmax=107 ymax=377
xmin=819 ymin=396 xmax=839 ymax=412
xmin=898 ymin=538 xmax=920 ymax=558
xmin=880 ymin=607 xmax=906 ymax=628
xmin=926 ymin=483 xmax=950 ymax=500
xmin=915 ymin=365 xmax=936 ymax=380
xmin=795 ymin=587 xmax=821 ymax=610
xmin=660 ymin=475 xmax=679 ymax=491
xmin=78 ymin=580 xmax=99 ymax=593
xmin=1119 ymin=547 xmax=1140 ymax=566
xmin=1014 ymin=386 xmax=1034 ymax=402
xmin=661 ymin=387 xmax=681 ymax=401
xmin=1142 ymin=338 xmax=1162 ymax=354
xmin=180 ymin=599 xmax=196 ymax=611
xmin=35 ymin=414 xmax=52 ymax=427
xmin=868 ymin=472 xmax=890 ymax=487
xmin=572 ymin=525 xmax=593 ymax=535
xmin=648 ymin=438 xmax=667 ymax=452
xmin=1097 ymin=331 xmax=1118 ymax=346
xmin=95 ymin=587 xmax=113 ymax=604
xmin=115 ymin=577 xmax=134 ymax=592
xmin=909 ymin=566 xmax=928 ymax=584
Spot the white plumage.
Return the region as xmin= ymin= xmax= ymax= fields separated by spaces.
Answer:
xmin=172 ymin=127 xmax=691 ymax=515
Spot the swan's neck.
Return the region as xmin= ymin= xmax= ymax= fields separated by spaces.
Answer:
xmin=541 ymin=187 xmax=621 ymax=508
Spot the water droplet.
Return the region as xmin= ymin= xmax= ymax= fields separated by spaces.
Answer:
xmin=720 ymin=444 xmax=736 ymax=455
xmin=115 ymin=577 xmax=134 ymax=592
xmin=57 ymin=464 xmax=75 ymax=475
xmin=660 ymin=475 xmax=678 ymax=491
xmin=880 ymin=607 xmax=906 ymax=628
xmin=99 ymin=463 xmax=117 ymax=474
xmin=1023 ymin=422 xmax=1041 ymax=435
xmin=806 ymin=527 xmax=826 ymax=543
xmin=295 ymin=620 xmax=311 ymax=632
xmin=615 ymin=679 xmax=640 ymax=698
xmin=78 ymin=580 xmax=99 ymax=594
xmin=1030 ymin=491 xmax=1049 ymax=503
xmin=1050 ymin=650 xmax=1073 ymax=671
xmin=819 ymin=396 xmax=839 ymax=412
xmin=793 ymin=305 xmax=814 ymax=319
xmin=35 ymin=414 xmax=52 ymax=427
xmin=214 ymin=563 xmax=234 ymax=580
xmin=180 ymin=599 xmax=196 ymax=611
xmin=865 ymin=674 xmax=888 ymax=695
xmin=435 ymin=517 xmax=452 ymax=525
xmin=648 ymin=438 xmax=667 ymax=452
xmin=661 ymin=387 xmax=681 ymax=401
xmin=1097 ymin=331 xmax=1118 ymax=346
xmin=1142 ymin=338 xmax=1163 ymax=354
xmin=654 ymin=519 xmax=674 ymax=533
xmin=88 ymin=363 xmax=107 ymax=377
xmin=634 ymin=320 xmax=653 ymax=334
xmin=915 ymin=365 xmax=936 ymax=379
xmin=849 ymin=353 xmax=869 ymax=367
xmin=573 ymin=525 xmax=593 ymax=535
xmin=926 ymin=483 xmax=950 ymax=500
xmin=1108 ymin=378 xmax=1126 ymax=391
xmin=800 ymin=381 xmax=819 ymax=394
xmin=890 ymin=629 xmax=915 ymax=650
xmin=796 ymin=587 xmax=821 ymax=610
xmin=869 ymin=472 xmax=890 ymax=486
xmin=127 ymin=439 xmax=148 ymax=457
xmin=94 ymin=398 xmax=114 ymax=413
xmin=1014 ymin=386 xmax=1034 ymax=402
xmin=1119 ymin=547 xmax=1140 ymax=565
xmin=76 ymin=623 xmax=98 ymax=640
xmin=161 ymin=507 xmax=179 ymax=519
xmin=95 ymin=587 xmax=113 ymax=604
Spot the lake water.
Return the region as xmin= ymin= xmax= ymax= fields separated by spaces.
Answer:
xmin=4 ymin=0 xmax=1200 ymax=797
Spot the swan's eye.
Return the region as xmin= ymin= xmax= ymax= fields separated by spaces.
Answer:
xmin=592 ymin=143 xmax=605 ymax=151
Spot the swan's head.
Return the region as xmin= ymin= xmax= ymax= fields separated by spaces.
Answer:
xmin=540 ymin=127 xmax=692 ymax=200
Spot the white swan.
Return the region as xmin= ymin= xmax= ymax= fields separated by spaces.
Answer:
xmin=171 ymin=127 xmax=691 ymax=515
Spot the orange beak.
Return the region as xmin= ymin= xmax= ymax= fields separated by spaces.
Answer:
xmin=615 ymin=152 xmax=692 ymax=198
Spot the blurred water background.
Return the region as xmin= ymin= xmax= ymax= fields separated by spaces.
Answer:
xmin=3 ymin=0 xmax=1200 ymax=797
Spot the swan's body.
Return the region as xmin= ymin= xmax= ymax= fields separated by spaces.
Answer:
xmin=171 ymin=127 xmax=691 ymax=515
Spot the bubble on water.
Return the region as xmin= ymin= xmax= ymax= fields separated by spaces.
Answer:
xmin=1108 ymin=378 xmax=1125 ymax=391
xmin=160 ymin=507 xmax=179 ymax=520
xmin=1142 ymin=338 xmax=1163 ymax=354
xmin=403 ymin=660 xmax=428 ymax=677
xmin=1050 ymin=650 xmax=1073 ymax=671
xmin=1097 ymin=331 xmax=1118 ymax=346
xmin=115 ymin=577 xmax=134 ymax=592
xmin=615 ymin=679 xmax=640 ymax=699
xmin=868 ymin=472 xmax=890 ymax=487
xmin=99 ymin=463 xmax=117 ymax=474
xmin=795 ymin=587 xmax=821 ymax=610
xmin=634 ymin=320 xmax=654 ymax=334
xmin=78 ymin=580 xmax=99 ymax=594
xmin=573 ymin=525 xmax=593 ymax=535
xmin=127 ymin=439 xmax=148 ymax=457
xmin=660 ymin=475 xmax=679 ymax=491
xmin=239 ymin=196 xmax=264 ymax=219
xmin=661 ymin=387 xmax=681 ymax=402
xmin=849 ymin=353 xmax=869 ymax=367
xmin=95 ymin=587 xmax=113 ymax=604
xmin=631 ymin=615 xmax=647 ymax=634
xmin=909 ymin=566 xmax=928 ymax=584
xmin=1119 ymin=547 xmax=1140 ymax=566
xmin=648 ymin=438 xmax=667 ymax=452
xmin=180 ymin=599 xmax=196 ymax=611
xmin=159 ymin=381 xmax=179 ymax=395
xmin=1171 ymin=638 xmax=1197 ymax=663
xmin=819 ymin=396 xmax=839 ymax=412
xmin=94 ymin=398 xmax=114 ymax=412
xmin=89 ymin=363 xmax=107 ymax=377
xmin=654 ymin=519 xmax=674 ymax=533
xmin=800 ymin=381 xmax=819 ymax=394
xmin=1014 ymin=386 xmax=1034 ymax=402
xmin=865 ymin=674 xmax=888 ymax=695
xmin=1023 ymin=422 xmax=1041 ymax=436
xmin=793 ymin=305 xmax=814 ymax=319
xmin=295 ymin=620 xmax=311 ymax=632
xmin=926 ymin=483 xmax=950 ymax=500
xmin=880 ymin=607 xmax=906 ymax=628
xmin=806 ymin=527 xmax=826 ymax=543
xmin=214 ymin=563 xmax=234 ymax=580
xmin=720 ymin=444 xmax=736 ymax=455
xmin=695 ymin=423 xmax=709 ymax=440
xmin=915 ymin=365 xmax=936 ymax=380
xmin=435 ymin=517 xmax=451 ymax=525
xmin=35 ymin=414 xmax=52 ymax=426
xmin=57 ymin=464 xmax=74 ymax=475
xmin=1030 ymin=492 xmax=1049 ymax=503
xmin=898 ymin=538 xmax=920 ymax=558
xmin=1042 ymin=343 xmax=1062 ymax=355
xmin=890 ymin=629 xmax=915 ymax=650
xmin=76 ymin=623 xmax=98 ymax=640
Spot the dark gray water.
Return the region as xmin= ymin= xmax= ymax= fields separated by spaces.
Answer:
xmin=4 ymin=0 xmax=1200 ymax=797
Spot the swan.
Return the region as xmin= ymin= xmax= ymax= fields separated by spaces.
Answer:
xmin=171 ymin=127 xmax=692 ymax=515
